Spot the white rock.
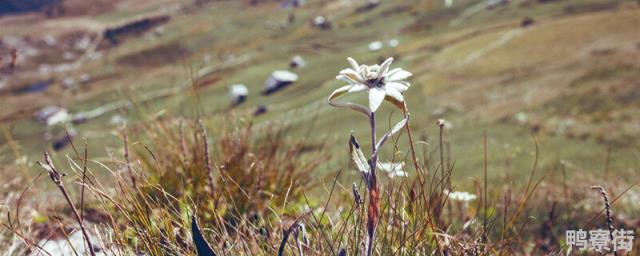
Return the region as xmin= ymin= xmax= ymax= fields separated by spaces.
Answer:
xmin=229 ymin=84 xmax=249 ymax=105
xmin=37 ymin=230 xmax=108 ymax=256
xmin=75 ymin=36 xmax=92 ymax=50
xmin=290 ymin=55 xmax=306 ymax=68
xmin=63 ymin=52 xmax=75 ymax=60
xmin=35 ymin=106 xmax=70 ymax=126
xmin=62 ymin=77 xmax=75 ymax=89
xmin=388 ymin=39 xmax=399 ymax=48
xmin=43 ymin=35 xmax=57 ymax=46
xmin=368 ymin=41 xmax=383 ymax=51
xmin=263 ymin=70 xmax=298 ymax=94
xmin=80 ymin=73 xmax=91 ymax=83
xmin=313 ymin=16 xmax=326 ymax=25
xmin=110 ymin=114 xmax=127 ymax=126
xmin=444 ymin=0 xmax=453 ymax=8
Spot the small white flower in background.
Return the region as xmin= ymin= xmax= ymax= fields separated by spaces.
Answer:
xmin=329 ymin=57 xmax=412 ymax=112
xmin=437 ymin=118 xmax=453 ymax=130
xmin=448 ymin=191 xmax=477 ymax=202
xmin=378 ymin=162 xmax=408 ymax=178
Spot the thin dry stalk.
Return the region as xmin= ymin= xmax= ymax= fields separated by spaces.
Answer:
xmin=590 ymin=185 xmax=617 ymax=256
xmin=483 ymin=131 xmax=488 ymax=243
xmin=199 ymin=120 xmax=216 ymax=199
xmin=123 ymin=132 xmax=137 ymax=190
xmin=277 ymin=211 xmax=312 ymax=256
xmin=38 ymin=152 xmax=96 ymax=256
xmin=80 ymin=141 xmax=88 ymax=222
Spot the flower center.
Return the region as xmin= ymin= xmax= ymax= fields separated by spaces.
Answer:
xmin=366 ymin=77 xmax=385 ymax=88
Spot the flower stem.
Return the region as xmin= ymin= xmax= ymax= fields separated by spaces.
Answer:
xmin=366 ymin=112 xmax=379 ymax=256
xmin=370 ymin=112 xmax=377 ymax=180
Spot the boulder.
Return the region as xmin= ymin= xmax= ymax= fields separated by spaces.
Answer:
xmin=289 ymin=55 xmax=306 ymax=68
xmin=263 ymin=70 xmax=298 ymax=95
xmin=34 ymin=106 xmax=70 ymax=126
xmin=229 ymin=84 xmax=249 ymax=105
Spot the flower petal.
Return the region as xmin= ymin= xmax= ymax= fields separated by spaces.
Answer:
xmin=387 ymin=69 xmax=412 ymax=81
xmin=369 ymin=88 xmax=385 ymax=112
xmin=348 ymin=84 xmax=367 ymax=93
xmin=336 ymin=74 xmax=358 ymax=84
xmin=347 ymin=57 xmax=361 ymax=73
xmin=385 ymin=88 xmax=405 ymax=103
xmin=384 ymin=94 xmax=406 ymax=110
xmin=328 ymin=85 xmax=352 ymax=101
xmin=339 ymin=68 xmax=363 ymax=82
xmin=377 ymin=57 xmax=393 ymax=77
xmin=386 ymin=82 xmax=410 ymax=92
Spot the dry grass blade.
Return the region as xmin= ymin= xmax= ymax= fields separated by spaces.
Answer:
xmin=277 ymin=210 xmax=312 ymax=256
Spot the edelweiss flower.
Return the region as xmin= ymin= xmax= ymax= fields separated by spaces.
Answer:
xmin=329 ymin=57 xmax=412 ymax=112
xmin=378 ymin=162 xmax=408 ymax=178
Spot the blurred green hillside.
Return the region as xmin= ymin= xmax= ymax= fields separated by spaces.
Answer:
xmin=1 ymin=0 xmax=639 ymax=188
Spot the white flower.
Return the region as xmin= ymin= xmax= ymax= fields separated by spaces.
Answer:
xmin=378 ymin=162 xmax=408 ymax=178
xmin=447 ymin=191 xmax=477 ymax=202
xmin=329 ymin=57 xmax=412 ymax=112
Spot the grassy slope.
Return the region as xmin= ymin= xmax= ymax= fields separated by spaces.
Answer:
xmin=1 ymin=0 xmax=639 ymax=190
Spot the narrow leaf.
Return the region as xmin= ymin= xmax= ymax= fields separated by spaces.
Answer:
xmin=349 ymin=135 xmax=370 ymax=175
xmin=374 ymin=117 xmax=409 ymax=154
xmin=191 ymin=215 xmax=216 ymax=256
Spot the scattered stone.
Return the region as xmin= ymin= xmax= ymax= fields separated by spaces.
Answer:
xmin=253 ymin=105 xmax=268 ymax=116
xmin=153 ymin=26 xmax=165 ymax=37
xmin=43 ymin=35 xmax=57 ymax=46
xmin=263 ymin=70 xmax=298 ymax=95
xmin=62 ymin=51 xmax=75 ymax=60
xmin=289 ymin=55 xmax=306 ymax=68
xmin=52 ymin=129 xmax=77 ymax=151
xmin=515 ymin=112 xmax=528 ymax=123
xmin=109 ymin=114 xmax=127 ymax=126
xmin=203 ymin=54 xmax=211 ymax=63
xmin=35 ymin=106 xmax=70 ymax=126
xmin=368 ymin=41 xmax=383 ymax=51
xmin=444 ymin=0 xmax=453 ymax=8
xmin=101 ymin=15 xmax=171 ymax=48
xmin=388 ymin=39 xmax=399 ymax=48
xmin=521 ymin=16 xmax=534 ymax=27
xmin=71 ymin=112 xmax=88 ymax=124
xmin=62 ymin=77 xmax=75 ymax=89
xmin=486 ymin=0 xmax=510 ymax=10
xmin=288 ymin=13 xmax=296 ymax=24
xmin=229 ymin=84 xmax=249 ymax=105
xmin=282 ymin=0 xmax=305 ymax=8
xmin=75 ymin=36 xmax=92 ymax=50
xmin=0 ymin=0 xmax=62 ymax=15
xmin=12 ymin=80 xmax=53 ymax=95
xmin=311 ymin=16 xmax=332 ymax=30
xmin=79 ymin=73 xmax=91 ymax=83
xmin=357 ymin=0 xmax=380 ymax=12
